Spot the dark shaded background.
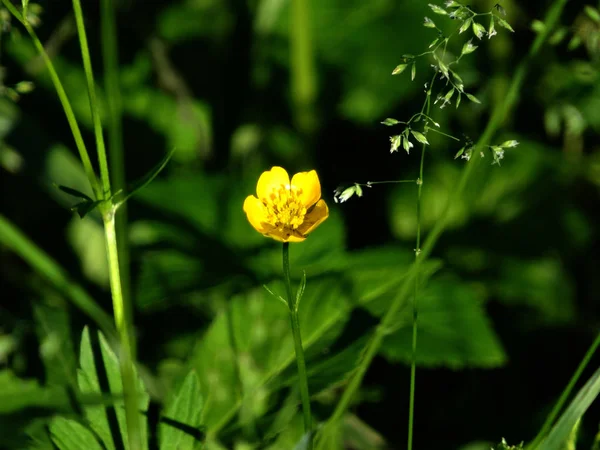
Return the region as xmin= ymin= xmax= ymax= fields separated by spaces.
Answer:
xmin=1 ymin=0 xmax=600 ymax=448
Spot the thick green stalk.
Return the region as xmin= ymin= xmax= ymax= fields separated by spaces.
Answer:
xmin=100 ymin=0 xmax=132 ymax=353
xmin=72 ymin=0 xmax=110 ymax=197
xmin=0 ymin=0 xmax=100 ymax=198
xmin=73 ymin=1 xmax=140 ymax=446
xmin=105 ymin=213 xmax=143 ymax=450
xmin=0 ymin=214 xmax=115 ymax=339
xmin=322 ymin=0 xmax=569 ymax=434
xmin=283 ymin=243 xmax=313 ymax=449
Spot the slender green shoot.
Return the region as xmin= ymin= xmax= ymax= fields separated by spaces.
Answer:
xmin=321 ymin=0 xmax=569 ymax=439
xmin=408 ymin=73 xmax=434 ymax=450
xmin=527 ymin=330 xmax=600 ymax=449
xmin=0 ymin=0 xmax=100 ymax=198
xmin=72 ymin=0 xmax=110 ymax=197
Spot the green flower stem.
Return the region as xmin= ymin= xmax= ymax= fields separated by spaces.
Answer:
xmin=105 ymin=213 xmax=143 ymax=450
xmin=323 ymin=0 xmax=569 ymax=437
xmin=283 ymin=242 xmax=313 ymax=448
xmin=72 ymin=0 xmax=110 ymax=197
xmin=0 ymin=214 xmax=116 ymax=339
xmin=0 ymin=0 xmax=100 ymax=198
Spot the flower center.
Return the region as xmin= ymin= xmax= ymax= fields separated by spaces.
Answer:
xmin=262 ymin=184 xmax=307 ymax=230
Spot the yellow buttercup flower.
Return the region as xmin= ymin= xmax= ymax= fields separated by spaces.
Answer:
xmin=243 ymin=166 xmax=329 ymax=242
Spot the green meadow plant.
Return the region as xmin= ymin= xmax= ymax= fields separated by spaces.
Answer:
xmin=1 ymin=0 xmax=600 ymax=449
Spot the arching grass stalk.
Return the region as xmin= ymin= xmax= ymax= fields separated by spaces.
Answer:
xmin=0 ymin=0 xmax=99 ymax=197
xmin=1 ymin=1 xmax=143 ymax=448
xmin=71 ymin=0 xmax=142 ymax=448
xmin=283 ymin=242 xmax=313 ymax=449
xmin=321 ymin=0 xmax=569 ymax=440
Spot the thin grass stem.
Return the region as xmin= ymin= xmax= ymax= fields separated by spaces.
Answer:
xmin=72 ymin=0 xmax=110 ymax=197
xmin=0 ymin=0 xmax=100 ymax=197
xmin=320 ymin=0 xmax=569 ymax=441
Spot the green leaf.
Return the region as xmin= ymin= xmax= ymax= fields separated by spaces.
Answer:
xmin=428 ymin=3 xmax=447 ymax=15
xmin=389 ymin=134 xmax=401 ymax=153
xmin=584 ymin=5 xmax=600 ymax=23
xmin=499 ymin=140 xmax=519 ymax=148
xmin=49 ymin=418 xmax=104 ymax=450
xmin=97 ymin=331 xmax=150 ymax=450
xmin=189 ymin=277 xmax=351 ymax=432
xmin=423 ymin=16 xmax=436 ymax=28
xmin=0 ymin=370 xmax=72 ymax=414
xmin=461 ymin=39 xmax=478 ymax=56
xmin=381 ymin=117 xmax=400 ymax=126
xmin=567 ymin=35 xmax=582 ymax=51
xmin=537 ymin=366 xmax=600 ymax=450
xmin=33 ymin=302 xmax=77 ymax=387
xmin=354 ymin=183 xmax=363 ymax=198
xmin=116 ymin=149 xmax=175 ymax=209
xmin=56 ymin=184 xmax=94 ymax=201
xmin=454 ymin=146 xmax=466 ymax=159
xmin=437 ymin=59 xmax=450 ymax=79
xmin=392 ymin=64 xmax=408 ymax=75
xmin=466 ymin=93 xmax=481 ymax=104
xmin=295 ymin=270 xmax=307 ymax=310
xmin=411 ymin=62 xmax=416 ymax=81
xmin=379 ymin=275 xmax=507 ymax=368
xmin=411 ymin=130 xmax=429 ymax=145
xmin=472 ymin=22 xmax=486 ymax=39
xmin=71 ymin=200 xmax=103 ymax=219
xmin=459 ymin=18 xmax=472 ymax=34
xmin=77 ymin=327 xmax=116 ymax=450
xmin=496 ymin=17 xmax=515 ymax=32
xmin=159 ymin=370 xmax=204 ymax=450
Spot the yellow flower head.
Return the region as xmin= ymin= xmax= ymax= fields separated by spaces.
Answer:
xmin=243 ymin=166 xmax=329 ymax=242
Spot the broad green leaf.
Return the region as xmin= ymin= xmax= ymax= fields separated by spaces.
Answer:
xmin=493 ymin=257 xmax=575 ymax=326
xmin=33 ymin=302 xmax=77 ymax=387
xmin=537 ymin=366 xmax=600 ymax=450
xmin=160 ymin=370 xmax=204 ymax=450
xmin=189 ymin=277 xmax=351 ymax=433
xmin=379 ymin=275 xmax=507 ymax=368
xmin=0 ymin=370 xmax=74 ymax=448
xmin=77 ymin=327 xmax=116 ymax=450
xmin=0 ymin=370 xmax=71 ymax=414
xmin=49 ymin=417 xmax=104 ymax=450
xmin=98 ymin=332 xmax=150 ymax=450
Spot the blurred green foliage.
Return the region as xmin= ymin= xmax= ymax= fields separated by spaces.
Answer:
xmin=1 ymin=0 xmax=599 ymax=449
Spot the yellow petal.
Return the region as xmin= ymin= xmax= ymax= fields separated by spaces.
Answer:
xmin=262 ymin=224 xmax=307 ymax=243
xmin=243 ymin=195 xmax=268 ymax=233
xmin=291 ymin=170 xmax=321 ymax=207
xmin=257 ymin=167 xmax=290 ymax=200
xmin=298 ymin=199 xmax=329 ymax=236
